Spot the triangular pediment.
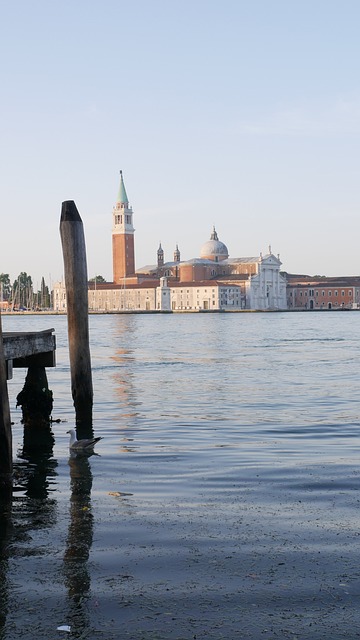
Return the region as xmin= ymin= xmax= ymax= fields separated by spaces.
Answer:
xmin=261 ymin=253 xmax=281 ymax=266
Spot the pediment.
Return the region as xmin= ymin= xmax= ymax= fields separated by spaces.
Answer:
xmin=261 ymin=254 xmax=281 ymax=266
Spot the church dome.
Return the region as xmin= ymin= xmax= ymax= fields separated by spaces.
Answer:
xmin=200 ymin=227 xmax=229 ymax=262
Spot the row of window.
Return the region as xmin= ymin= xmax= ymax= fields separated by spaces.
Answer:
xmin=290 ymin=289 xmax=352 ymax=297
xmin=180 ymin=289 xmax=216 ymax=293
xmin=178 ymin=288 xmax=240 ymax=294
xmin=114 ymin=214 xmax=132 ymax=225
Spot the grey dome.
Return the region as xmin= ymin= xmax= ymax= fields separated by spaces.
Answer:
xmin=200 ymin=227 xmax=228 ymax=261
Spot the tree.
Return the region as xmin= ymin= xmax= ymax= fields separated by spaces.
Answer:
xmin=0 ymin=274 xmax=11 ymax=300
xmin=12 ymin=272 xmax=33 ymax=309
xmin=89 ymin=275 xmax=107 ymax=283
xmin=40 ymin=277 xmax=50 ymax=309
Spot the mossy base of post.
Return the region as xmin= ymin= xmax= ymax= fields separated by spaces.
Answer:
xmin=16 ymin=365 xmax=53 ymax=427
xmin=0 ymin=476 xmax=12 ymax=506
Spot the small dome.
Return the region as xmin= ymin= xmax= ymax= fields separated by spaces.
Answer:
xmin=200 ymin=227 xmax=228 ymax=261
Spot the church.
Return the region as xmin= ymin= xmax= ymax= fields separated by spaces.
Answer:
xmin=53 ymin=172 xmax=287 ymax=312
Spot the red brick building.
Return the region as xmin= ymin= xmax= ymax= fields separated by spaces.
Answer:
xmin=286 ymin=275 xmax=360 ymax=310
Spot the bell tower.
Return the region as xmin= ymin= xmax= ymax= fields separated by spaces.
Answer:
xmin=112 ymin=171 xmax=135 ymax=283
xmin=157 ymin=242 xmax=164 ymax=267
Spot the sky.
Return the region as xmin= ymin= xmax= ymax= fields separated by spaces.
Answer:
xmin=1 ymin=0 xmax=360 ymax=289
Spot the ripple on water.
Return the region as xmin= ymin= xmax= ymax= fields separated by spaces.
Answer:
xmin=3 ymin=312 xmax=360 ymax=638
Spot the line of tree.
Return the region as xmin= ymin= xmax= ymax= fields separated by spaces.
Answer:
xmin=0 ymin=273 xmax=108 ymax=311
xmin=0 ymin=273 xmax=51 ymax=310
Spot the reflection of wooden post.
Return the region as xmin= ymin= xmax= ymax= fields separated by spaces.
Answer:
xmin=64 ymin=455 xmax=93 ymax=618
xmin=60 ymin=201 xmax=93 ymax=426
xmin=0 ymin=312 xmax=12 ymax=494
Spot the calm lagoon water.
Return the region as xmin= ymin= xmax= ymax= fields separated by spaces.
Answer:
xmin=2 ymin=311 xmax=360 ymax=639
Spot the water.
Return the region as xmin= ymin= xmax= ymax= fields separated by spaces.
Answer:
xmin=2 ymin=312 xmax=360 ymax=639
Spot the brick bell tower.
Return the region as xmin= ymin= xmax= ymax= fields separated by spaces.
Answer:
xmin=112 ymin=171 xmax=135 ymax=283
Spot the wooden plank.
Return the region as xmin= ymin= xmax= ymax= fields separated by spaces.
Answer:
xmin=3 ymin=329 xmax=55 ymax=361
xmin=3 ymin=329 xmax=55 ymax=337
xmin=2 ymin=329 xmax=56 ymax=379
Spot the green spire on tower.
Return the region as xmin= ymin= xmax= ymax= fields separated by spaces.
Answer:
xmin=117 ymin=170 xmax=129 ymax=205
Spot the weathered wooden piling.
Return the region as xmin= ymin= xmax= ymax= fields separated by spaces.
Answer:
xmin=0 ymin=312 xmax=12 ymax=496
xmin=60 ymin=200 xmax=93 ymax=427
xmin=16 ymin=365 xmax=53 ymax=427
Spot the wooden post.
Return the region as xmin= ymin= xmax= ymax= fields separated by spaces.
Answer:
xmin=0 ymin=312 xmax=12 ymax=496
xmin=60 ymin=201 xmax=93 ymax=427
xmin=16 ymin=365 xmax=53 ymax=427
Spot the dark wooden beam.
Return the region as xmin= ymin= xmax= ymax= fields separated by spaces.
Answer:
xmin=0 ymin=313 xmax=12 ymax=491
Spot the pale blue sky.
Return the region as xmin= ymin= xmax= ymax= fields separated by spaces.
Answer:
xmin=1 ymin=0 xmax=360 ymax=288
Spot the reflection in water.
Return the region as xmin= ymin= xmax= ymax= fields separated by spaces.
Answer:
xmin=110 ymin=317 xmax=139 ymax=425
xmin=118 ymin=437 xmax=137 ymax=453
xmin=0 ymin=494 xmax=12 ymax=636
xmin=0 ymin=425 xmax=58 ymax=636
xmin=22 ymin=425 xmax=56 ymax=493
xmin=16 ymin=425 xmax=58 ymax=528
xmin=63 ymin=454 xmax=93 ymax=634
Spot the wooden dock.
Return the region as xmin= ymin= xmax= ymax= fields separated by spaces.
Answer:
xmin=3 ymin=329 xmax=56 ymax=380
xmin=0 ymin=326 xmax=56 ymax=490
